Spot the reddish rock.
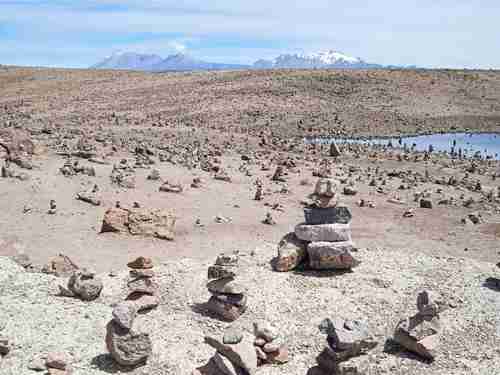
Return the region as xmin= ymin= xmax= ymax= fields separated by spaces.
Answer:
xmin=100 ymin=207 xmax=129 ymax=233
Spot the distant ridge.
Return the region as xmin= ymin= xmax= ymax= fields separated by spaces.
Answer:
xmin=91 ymin=50 xmax=413 ymax=72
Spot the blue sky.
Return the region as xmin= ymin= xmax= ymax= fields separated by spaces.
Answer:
xmin=1 ymin=0 xmax=499 ymax=68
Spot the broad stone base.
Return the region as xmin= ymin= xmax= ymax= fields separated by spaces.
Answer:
xmin=307 ymin=242 xmax=359 ymax=270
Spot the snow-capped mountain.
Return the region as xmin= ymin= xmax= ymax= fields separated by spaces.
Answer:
xmin=150 ymin=53 xmax=249 ymax=72
xmin=90 ymin=49 xmax=394 ymax=72
xmin=91 ymin=52 xmax=163 ymax=71
xmin=253 ymin=50 xmax=382 ymax=69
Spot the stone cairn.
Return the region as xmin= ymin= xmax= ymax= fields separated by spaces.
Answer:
xmin=106 ymin=302 xmax=152 ymax=367
xmin=253 ymin=320 xmax=289 ymax=366
xmin=105 ymin=257 xmax=160 ymax=367
xmin=202 ymin=330 xmax=257 ymax=375
xmin=274 ymin=178 xmax=359 ymax=272
xmin=315 ymin=317 xmax=377 ymax=374
xmin=198 ymin=320 xmax=288 ymax=375
xmin=392 ymin=290 xmax=444 ymax=361
xmin=205 ymin=253 xmax=247 ymax=321
xmin=125 ymin=256 xmax=160 ymax=313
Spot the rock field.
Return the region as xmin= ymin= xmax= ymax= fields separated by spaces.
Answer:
xmin=0 ymin=66 xmax=500 ymax=374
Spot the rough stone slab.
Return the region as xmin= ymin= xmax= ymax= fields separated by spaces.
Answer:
xmin=295 ymin=223 xmax=351 ymax=242
xmin=204 ymin=335 xmax=257 ymax=375
xmin=319 ymin=318 xmax=377 ymax=361
xmin=273 ymin=232 xmax=307 ymax=272
xmin=105 ymin=320 xmax=152 ymax=367
xmin=206 ymin=296 xmax=246 ymax=322
xmin=393 ymin=314 xmax=440 ymax=360
xmin=307 ymin=242 xmax=359 ymax=270
xmin=304 ymin=206 xmax=352 ymax=225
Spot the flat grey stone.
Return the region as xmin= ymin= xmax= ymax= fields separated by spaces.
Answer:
xmin=295 ymin=223 xmax=351 ymax=242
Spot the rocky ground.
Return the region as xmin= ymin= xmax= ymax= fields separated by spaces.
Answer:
xmin=0 ymin=67 xmax=500 ymax=374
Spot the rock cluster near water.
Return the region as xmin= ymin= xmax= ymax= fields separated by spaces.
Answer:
xmin=393 ymin=290 xmax=445 ymax=361
xmin=205 ymin=253 xmax=248 ymax=321
xmin=274 ymin=178 xmax=359 ymax=272
xmin=314 ymin=317 xmax=377 ymax=374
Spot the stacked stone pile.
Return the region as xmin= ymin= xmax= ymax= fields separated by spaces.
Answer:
xmin=126 ymin=257 xmax=159 ymax=312
xmin=393 ymin=290 xmax=445 ymax=361
xmin=253 ymin=320 xmax=288 ymax=366
xmin=205 ymin=253 xmax=247 ymax=321
xmin=315 ymin=317 xmax=377 ymax=374
xmin=106 ymin=302 xmax=152 ymax=367
xmin=203 ymin=331 xmax=257 ymax=375
xmin=274 ymin=178 xmax=359 ymax=272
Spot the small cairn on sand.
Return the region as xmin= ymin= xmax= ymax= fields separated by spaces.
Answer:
xmin=106 ymin=302 xmax=152 ymax=367
xmin=274 ymin=178 xmax=359 ymax=272
xmin=253 ymin=320 xmax=289 ymax=366
xmin=315 ymin=317 xmax=377 ymax=374
xmin=125 ymin=257 xmax=159 ymax=312
xmin=205 ymin=253 xmax=247 ymax=321
xmin=392 ymin=290 xmax=445 ymax=361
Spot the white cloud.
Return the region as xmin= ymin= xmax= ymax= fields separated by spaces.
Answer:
xmin=168 ymin=41 xmax=187 ymax=53
xmin=1 ymin=0 xmax=499 ymax=68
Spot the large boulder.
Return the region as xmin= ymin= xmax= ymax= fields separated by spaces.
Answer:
xmin=105 ymin=320 xmax=152 ymax=367
xmin=273 ymin=232 xmax=307 ymax=272
xmin=307 ymin=242 xmax=359 ymax=270
xmin=295 ymin=223 xmax=351 ymax=242
xmin=67 ymin=270 xmax=103 ymax=301
xmin=100 ymin=207 xmax=129 ymax=233
xmin=127 ymin=208 xmax=176 ymax=240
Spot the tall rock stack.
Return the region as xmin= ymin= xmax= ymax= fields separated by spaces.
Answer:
xmin=126 ymin=257 xmax=159 ymax=312
xmin=205 ymin=253 xmax=247 ymax=321
xmin=274 ymin=178 xmax=359 ymax=272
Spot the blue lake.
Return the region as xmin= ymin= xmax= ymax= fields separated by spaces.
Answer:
xmin=337 ymin=132 xmax=500 ymax=160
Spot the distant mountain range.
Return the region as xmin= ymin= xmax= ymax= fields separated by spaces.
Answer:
xmin=91 ymin=50 xmax=411 ymax=72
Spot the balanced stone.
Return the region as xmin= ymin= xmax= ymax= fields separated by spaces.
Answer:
xmin=112 ymin=302 xmax=137 ymax=330
xmin=295 ymin=223 xmax=351 ymax=242
xmin=208 ymin=264 xmax=237 ymax=280
xmin=307 ymin=241 xmax=359 ymax=270
xmin=303 ymin=206 xmax=352 ymax=225
xmin=207 ymin=277 xmax=247 ymax=295
xmin=206 ymin=296 xmax=246 ymax=321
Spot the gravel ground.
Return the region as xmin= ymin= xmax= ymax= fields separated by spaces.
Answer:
xmin=1 ymin=243 xmax=499 ymax=375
